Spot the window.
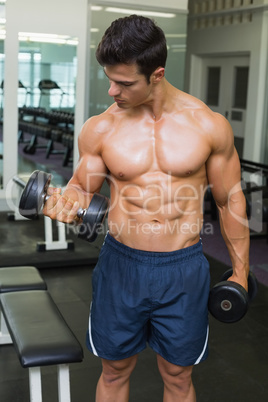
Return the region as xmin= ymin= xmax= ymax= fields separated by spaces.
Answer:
xmin=18 ymin=48 xmax=77 ymax=111
xmin=206 ymin=67 xmax=221 ymax=106
xmin=233 ymin=66 xmax=249 ymax=109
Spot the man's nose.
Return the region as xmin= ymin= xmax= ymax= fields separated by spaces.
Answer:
xmin=108 ymin=82 xmax=120 ymax=97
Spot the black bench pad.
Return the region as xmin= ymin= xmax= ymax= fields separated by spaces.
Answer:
xmin=0 ymin=290 xmax=83 ymax=367
xmin=0 ymin=266 xmax=47 ymax=293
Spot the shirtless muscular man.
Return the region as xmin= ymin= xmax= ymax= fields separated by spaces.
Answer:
xmin=43 ymin=15 xmax=250 ymax=402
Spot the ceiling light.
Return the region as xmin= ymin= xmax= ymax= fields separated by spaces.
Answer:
xmin=105 ymin=7 xmax=176 ymax=18
xmin=66 ymin=39 xmax=78 ymax=46
xmin=171 ymin=44 xmax=186 ymax=48
xmin=19 ymin=36 xmax=66 ymax=44
xmin=91 ymin=6 xmax=103 ymax=11
xmin=165 ymin=34 xmax=187 ymax=38
xmin=20 ymin=32 xmax=70 ymax=40
xmin=18 ymin=32 xmax=78 ymax=46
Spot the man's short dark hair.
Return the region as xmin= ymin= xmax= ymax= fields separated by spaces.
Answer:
xmin=96 ymin=15 xmax=167 ymax=83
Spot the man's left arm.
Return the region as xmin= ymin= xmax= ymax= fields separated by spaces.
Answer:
xmin=206 ymin=114 xmax=250 ymax=291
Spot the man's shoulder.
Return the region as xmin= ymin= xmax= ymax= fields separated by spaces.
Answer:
xmin=83 ymin=106 xmax=117 ymax=134
xmin=177 ymin=92 xmax=234 ymax=154
xmin=77 ymin=107 xmax=118 ymax=154
xmin=179 ymin=92 xmax=218 ymax=119
xmin=180 ymin=92 xmax=229 ymax=133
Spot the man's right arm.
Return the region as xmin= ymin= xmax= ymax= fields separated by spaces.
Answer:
xmin=43 ymin=116 xmax=109 ymax=223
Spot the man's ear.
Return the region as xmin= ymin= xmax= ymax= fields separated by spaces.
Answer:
xmin=152 ymin=67 xmax=165 ymax=83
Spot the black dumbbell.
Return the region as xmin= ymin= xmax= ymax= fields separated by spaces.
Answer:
xmin=19 ymin=170 xmax=109 ymax=242
xmin=208 ymin=269 xmax=258 ymax=323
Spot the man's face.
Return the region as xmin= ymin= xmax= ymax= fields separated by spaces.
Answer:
xmin=104 ymin=63 xmax=153 ymax=109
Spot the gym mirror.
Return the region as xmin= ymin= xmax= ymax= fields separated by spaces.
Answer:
xmin=17 ymin=33 xmax=77 ymax=186
xmin=0 ymin=1 xmax=5 ymax=189
xmin=0 ymin=39 xmax=3 ymax=190
xmin=89 ymin=6 xmax=187 ymax=117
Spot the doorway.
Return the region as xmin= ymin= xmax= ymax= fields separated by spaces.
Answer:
xmin=200 ymin=55 xmax=250 ymax=157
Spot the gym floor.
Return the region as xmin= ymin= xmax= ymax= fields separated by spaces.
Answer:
xmin=0 ymin=154 xmax=267 ymax=401
xmin=0 ymin=259 xmax=267 ymax=402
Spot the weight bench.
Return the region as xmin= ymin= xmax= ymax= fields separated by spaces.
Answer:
xmin=0 ymin=289 xmax=84 ymax=402
xmin=0 ymin=265 xmax=47 ymax=345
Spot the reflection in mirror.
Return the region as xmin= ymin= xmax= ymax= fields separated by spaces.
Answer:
xmin=17 ymin=33 xmax=77 ymax=186
xmin=0 ymin=0 xmax=5 ymax=189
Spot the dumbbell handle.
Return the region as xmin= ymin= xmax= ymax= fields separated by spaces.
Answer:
xmin=43 ymin=194 xmax=86 ymax=219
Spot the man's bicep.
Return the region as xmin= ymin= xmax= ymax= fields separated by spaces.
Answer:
xmin=69 ymin=116 xmax=109 ymax=194
xmin=206 ymin=146 xmax=242 ymax=208
xmin=70 ymin=153 xmax=108 ymax=194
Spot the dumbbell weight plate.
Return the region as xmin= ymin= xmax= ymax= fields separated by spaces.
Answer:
xmin=220 ymin=269 xmax=258 ymax=302
xmin=78 ymin=193 xmax=109 ymax=242
xmin=19 ymin=170 xmax=52 ymax=219
xmin=208 ymin=281 xmax=249 ymax=323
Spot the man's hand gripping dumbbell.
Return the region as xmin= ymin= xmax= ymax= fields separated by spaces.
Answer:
xmin=19 ymin=170 xmax=109 ymax=242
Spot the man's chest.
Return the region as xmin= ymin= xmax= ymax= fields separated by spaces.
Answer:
xmin=101 ymin=118 xmax=211 ymax=180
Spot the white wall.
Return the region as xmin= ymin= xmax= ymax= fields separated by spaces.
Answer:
xmin=185 ymin=5 xmax=268 ymax=163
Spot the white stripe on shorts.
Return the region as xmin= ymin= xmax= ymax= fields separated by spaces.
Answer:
xmin=194 ymin=325 xmax=209 ymax=365
xmin=88 ymin=302 xmax=99 ymax=356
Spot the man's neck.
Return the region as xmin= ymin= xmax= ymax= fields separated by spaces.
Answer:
xmin=146 ymin=79 xmax=175 ymax=120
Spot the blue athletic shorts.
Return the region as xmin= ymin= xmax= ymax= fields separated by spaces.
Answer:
xmin=86 ymin=232 xmax=210 ymax=367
